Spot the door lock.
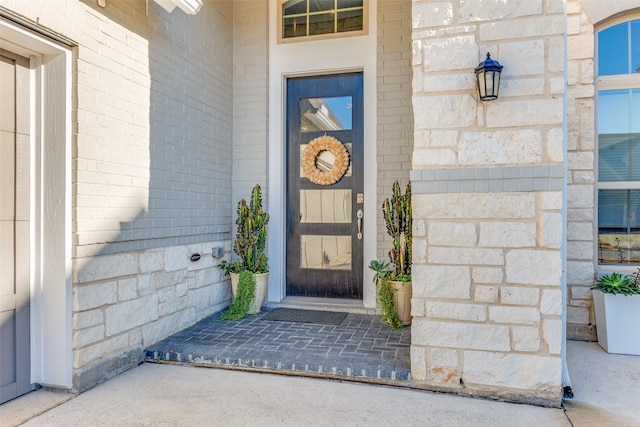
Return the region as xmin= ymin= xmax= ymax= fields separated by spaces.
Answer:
xmin=356 ymin=209 xmax=363 ymax=240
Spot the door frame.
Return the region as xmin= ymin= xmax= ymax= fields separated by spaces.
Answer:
xmin=0 ymin=13 xmax=73 ymax=390
xmin=268 ymin=1 xmax=378 ymax=307
xmin=285 ymin=73 xmax=365 ymax=299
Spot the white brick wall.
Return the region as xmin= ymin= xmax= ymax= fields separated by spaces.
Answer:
xmin=70 ymin=0 xmax=233 ymax=257
xmin=377 ymin=0 xmax=414 ymax=260
xmin=1 ymin=0 xmax=236 ymax=390
xmin=232 ymin=1 xmax=269 ymax=206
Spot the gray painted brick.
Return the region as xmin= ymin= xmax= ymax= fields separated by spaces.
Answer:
xmin=475 ymin=168 xmax=490 ymax=179
xmin=533 ymin=178 xmax=549 ymax=191
xmin=476 ymin=180 xmax=490 ymax=193
xmin=435 ymin=181 xmax=449 ymax=192
xmin=463 ymin=180 xmax=476 ymax=192
xmin=448 ymin=180 xmax=462 ymax=193
xmin=505 ymin=167 xmax=520 ymax=178
xmin=535 ymin=166 xmax=551 ymax=177
xmin=490 ymin=168 xmax=504 ymax=179
xmin=460 ymin=168 xmax=476 ymax=180
xmin=412 ymin=164 xmax=566 ymax=194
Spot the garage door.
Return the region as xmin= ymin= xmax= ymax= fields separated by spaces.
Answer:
xmin=0 ymin=48 xmax=32 ymax=404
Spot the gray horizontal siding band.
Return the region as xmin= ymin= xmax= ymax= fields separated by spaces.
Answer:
xmin=410 ymin=165 xmax=564 ymax=194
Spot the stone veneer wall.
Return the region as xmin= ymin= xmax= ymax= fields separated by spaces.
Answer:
xmin=565 ymin=0 xmax=597 ymax=341
xmin=72 ymin=242 xmax=230 ymax=391
xmin=410 ymin=0 xmax=566 ymax=406
xmin=377 ymin=0 xmax=414 ymax=260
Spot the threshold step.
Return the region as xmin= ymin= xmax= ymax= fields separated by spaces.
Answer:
xmin=265 ymin=296 xmax=377 ymax=315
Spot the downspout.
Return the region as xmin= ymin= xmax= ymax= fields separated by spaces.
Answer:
xmin=561 ymin=0 xmax=573 ymax=399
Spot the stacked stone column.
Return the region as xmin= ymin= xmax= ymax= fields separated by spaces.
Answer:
xmin=410 ymin=0 xmax=566 ymax=406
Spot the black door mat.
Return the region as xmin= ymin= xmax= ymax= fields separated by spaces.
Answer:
xmin=261 ymin=308 xmax=348 ymax=325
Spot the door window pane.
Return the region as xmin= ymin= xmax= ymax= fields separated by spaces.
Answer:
xmin=300 ymin=235 xmax=351 ymax=269
xmin=300 ymin=97 xmax=352 ymax=132
xmin=598 ymin=189 xmax=640 ymax=263
xmin=300 ymin=190 xmax=351 ymax=223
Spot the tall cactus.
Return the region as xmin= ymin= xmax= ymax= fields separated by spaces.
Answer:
xmin=382 ymin=181 xmax=411 ymax=278
xmin=233 ymin=185 xmax=269 ymax=273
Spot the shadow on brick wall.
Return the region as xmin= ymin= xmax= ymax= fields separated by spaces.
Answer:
xmin=71 ymin=0 xmax=236 ymax=391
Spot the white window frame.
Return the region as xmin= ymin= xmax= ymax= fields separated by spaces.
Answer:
xmin=595 ymin=13 xmax=640 ymax=270
xmin=277 ymin=0 xmax=369 ymax=44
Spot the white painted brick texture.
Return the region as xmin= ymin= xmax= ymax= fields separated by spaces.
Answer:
xmin=377 ymin=0 xmax=414 ymax=259
xmin=67 ymin=0 xmax=233 ymax=257
xmin=232 ymin=1 xmax=269 ymax=205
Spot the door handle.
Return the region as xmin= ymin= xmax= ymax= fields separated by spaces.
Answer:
xmin=357 ymin=209 xmax=363 ymax=240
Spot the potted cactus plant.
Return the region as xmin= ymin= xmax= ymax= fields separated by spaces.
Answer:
xmin=219 ymin=184 xmax=269 ymax=319
xmin=369 ymin=180 xmax=412 ymax=329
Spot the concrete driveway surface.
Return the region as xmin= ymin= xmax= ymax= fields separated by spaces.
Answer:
xmin=2 ymin=341 xmax=639 ymax=426
xmin=17 ymin=363 xmax=569 ymax=427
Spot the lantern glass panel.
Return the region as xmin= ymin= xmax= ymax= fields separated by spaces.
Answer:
xmin=485 ymin=71 xmax=494 ymax=96
xmin=477 ymin=71 xmax=486 ymax=98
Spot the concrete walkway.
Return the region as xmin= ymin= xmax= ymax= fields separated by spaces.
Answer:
xmin=564 ymin=341 xmax=640 ymax=426
xmin=16 ymin=364 xmax=569 ymax=427
xmin=2 ymin=341 xmax=639 ymax=426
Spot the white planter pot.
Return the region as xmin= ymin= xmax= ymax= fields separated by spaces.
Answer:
xmin=230 ymin=272 xmax=269 ymax=315
xmin=592 ymin=289 xmax=640 ymax=355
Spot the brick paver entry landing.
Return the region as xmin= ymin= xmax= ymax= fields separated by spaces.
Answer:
xmin=145 ymin=309 xmax=411 ymax=383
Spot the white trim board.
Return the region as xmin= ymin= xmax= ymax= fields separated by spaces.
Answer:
xmin=267 ymin=1 xmax=378 ymax=308
xmin=0 ymin=16 xmax=73 ymax=390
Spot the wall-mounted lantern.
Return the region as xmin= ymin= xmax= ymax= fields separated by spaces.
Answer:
xmin=474 ymin=52 xmax=503 ymax=101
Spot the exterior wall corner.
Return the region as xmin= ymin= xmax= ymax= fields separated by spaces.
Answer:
xmin=409 ymin=0 xmax=567 ymax=404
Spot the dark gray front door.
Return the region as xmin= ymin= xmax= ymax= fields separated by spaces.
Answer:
xmin=286 ymin=73 xmax=364 ymax=299
xmin=0 ymin=49 xmax=33 ymax=403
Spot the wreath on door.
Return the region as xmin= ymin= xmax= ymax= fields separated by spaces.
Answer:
xmin=301 ymin=135 xmax=350 ymax=186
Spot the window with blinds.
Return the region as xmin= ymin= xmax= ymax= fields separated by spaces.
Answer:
xmin=597 ymin=18 xmax=640 ymax=264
